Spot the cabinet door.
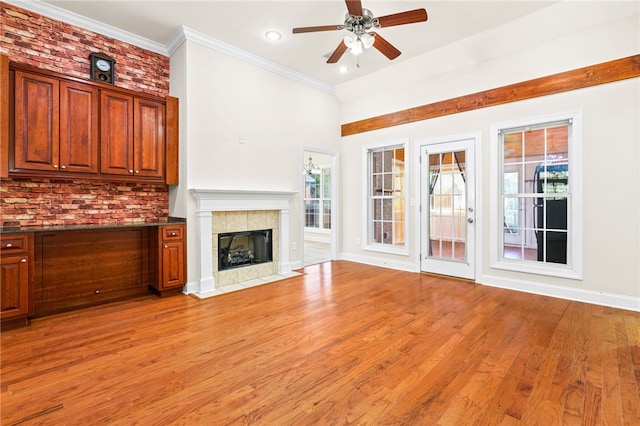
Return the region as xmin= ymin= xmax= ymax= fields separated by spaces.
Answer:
xmin=134 ymin=98 xmax=164 ymax=178
xmin=161 ymin=241 xmax=185 ymax=290
xmin=100 ymin=91 xmax=133 ymax=176
xmin=0 ymin=254 xmax=29 ymax=320
xmin=60 ymin=81 xmax=99 ymax=173
xmin=14 ymin=71 xmax=59 ymax=171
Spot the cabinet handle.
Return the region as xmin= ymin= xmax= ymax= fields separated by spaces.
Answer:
xmin=53 ymin=164 xmax=58 ymax=168
xmin=6 ymin=243 xmax=12 ymax=248
xmin=95 ymin=290 xmax=100 ymax=294
xmin=21 ymin=259 xmax=27 ymax=263
xmin=135 ymin=170 xmax=139 ymax=174
xmin=61 ymin=165 xmax=66 ymax=169
xmin=129 ymin=170 xmax=134 ymax=174
xmin=171 ymin=232 xmax=176 ymax=236
xmin=164 ymin=245 xmax=168 ymax=248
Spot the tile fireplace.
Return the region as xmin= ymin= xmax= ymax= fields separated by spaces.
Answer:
xmin=189 ymin=189 xmax=296 ymax=298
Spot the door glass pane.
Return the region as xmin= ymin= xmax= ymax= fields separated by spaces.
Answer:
xmin=428 ymin=150 xmax=467 ymax=262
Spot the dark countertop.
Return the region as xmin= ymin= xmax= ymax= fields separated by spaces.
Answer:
xmin=0 ymin=217 xmax=186 ymax=234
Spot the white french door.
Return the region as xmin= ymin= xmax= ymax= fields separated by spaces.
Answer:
xmin=420 ymin=139 xmax=475 ymax=279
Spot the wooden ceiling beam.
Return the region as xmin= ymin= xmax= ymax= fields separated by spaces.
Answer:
xmin=341 ymin=54 xmax=640 ymax=137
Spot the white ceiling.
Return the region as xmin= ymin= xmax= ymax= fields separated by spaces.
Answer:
xmin=37 ymin=1 xmax=557 ymax=87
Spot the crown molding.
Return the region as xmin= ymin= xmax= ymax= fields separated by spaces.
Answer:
xmin=168 ymin=26 xmax=335 ymax=95
xmin=4 ymin=0 xmax=168 ymax=56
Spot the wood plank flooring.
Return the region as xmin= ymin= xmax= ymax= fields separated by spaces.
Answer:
xmin=2 ymin=261 xmax=639 ymax=425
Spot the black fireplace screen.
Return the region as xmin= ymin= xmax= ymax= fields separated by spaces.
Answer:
xmin=218 ymin=229 xmax=273 ymax=271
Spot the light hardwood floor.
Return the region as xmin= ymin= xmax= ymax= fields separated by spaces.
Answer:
xmin=2 ymin=261 xmax=639 ymax=425
xmin=304 ymin=241 xmax=331 ymax=266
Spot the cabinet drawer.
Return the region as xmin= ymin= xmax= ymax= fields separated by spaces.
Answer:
xmin=0 ymin=235 xmax=28 ymax=252
xmin=162 ymin=226 xmax=183 ymax=241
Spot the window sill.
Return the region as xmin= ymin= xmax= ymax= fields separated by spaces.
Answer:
xmin=363 ymin=243 xmax=410 ymax=257
xmin=304 ymin=227 xmax=331 ymax=234
xmin=491 ymin=259 xmax=582 ymax=280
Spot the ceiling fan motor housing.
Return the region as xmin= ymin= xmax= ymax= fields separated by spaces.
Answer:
xmin=344 ymin=8 xmax=379 ymax=35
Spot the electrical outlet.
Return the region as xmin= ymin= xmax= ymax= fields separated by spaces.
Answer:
xmin=355 ymin=237 xmax=361 ymax=245
xmin=292 ymin=242 xmax=297 ymax=250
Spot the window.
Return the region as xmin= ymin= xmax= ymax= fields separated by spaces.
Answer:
xmin=490 ymin=112 xmax=582 ymax=279
xmin=304 ymin=166 xmax=331 ymax=230
xmin=364 ymin=141 xmax=408 ymax=254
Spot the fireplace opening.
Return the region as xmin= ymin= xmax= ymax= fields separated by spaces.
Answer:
xmin=218 ymin=229 xmax=273 ymax=271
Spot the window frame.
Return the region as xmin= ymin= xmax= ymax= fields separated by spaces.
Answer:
xmin=304 ymin=165 xmax=331 ymax=233
xmin=489 ymin=111 xmax=583 ymax=280
xmin=362 ymin=138 xmax=410 ymax=256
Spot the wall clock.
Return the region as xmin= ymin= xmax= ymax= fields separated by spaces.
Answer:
xmin=89 ymin=52 xmax=115 ymax=84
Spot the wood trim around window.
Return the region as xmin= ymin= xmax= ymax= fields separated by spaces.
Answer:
xmin=341 ymin=54 xmax=640 ymax=137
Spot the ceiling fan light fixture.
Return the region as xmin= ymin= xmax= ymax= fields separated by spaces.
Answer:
xmin=360 ymin=32 xmax=375 ymax=49
xmin=343 ymin=34 xmax=356 ymax=48
xmin=351 ymin=40 xmax=364 ymax=56
xmin=344 ymin=33 xmax=373 ymax=56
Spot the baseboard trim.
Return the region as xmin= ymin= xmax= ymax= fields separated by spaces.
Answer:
xmin=479 ymin=273 xmax=639 ymax=312
xmin=339 ymin=252 xmax=418 ymax=273
xmin=183 ymin=280 xmax=200 ymax=295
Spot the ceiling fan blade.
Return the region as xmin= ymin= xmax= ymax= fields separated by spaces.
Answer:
xmin=371 ymin=33 xmax=401 ymax=60
xmin=345 ymin=0 xmax=363 ymax=17
xmin=292 ymin=25 xmax=344 ymax=34
xmin=327 ymin=41 xmax=348 ymax=63
xmin=376 ymin=9 xmax=428 ymax=27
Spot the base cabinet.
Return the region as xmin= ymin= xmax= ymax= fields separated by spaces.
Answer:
xmin=153 ymin=224 xmax=186 ymax=295
xmin=35 ymin=228 xmax=152 ymax=316
xmin=1 ymin=223 xmax=186 ymax=321
xmin=0 ymin=234 xmax=33 ymax=324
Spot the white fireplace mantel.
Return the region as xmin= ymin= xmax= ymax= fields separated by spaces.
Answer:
xmin=189 ymin=188 xmax=297 ymax=298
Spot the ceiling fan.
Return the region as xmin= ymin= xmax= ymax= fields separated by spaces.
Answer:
xmin=292 ymin=0 xmax=428 ymax=64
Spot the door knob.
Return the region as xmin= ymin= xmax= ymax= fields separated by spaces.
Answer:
xmin=467 ymin=218 xmax=474 ymax=223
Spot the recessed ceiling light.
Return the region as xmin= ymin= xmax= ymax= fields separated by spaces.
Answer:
xmin=337 ymin=65 xmax=350 ymax=74
xmin=265 ymin=31 xmax=282 ymax=41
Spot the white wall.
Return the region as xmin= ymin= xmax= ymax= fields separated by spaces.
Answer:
xmin=170 ymin=38 xmax=341 ymax=288
xmin=337 ymin=3 xmax=640 ymax=309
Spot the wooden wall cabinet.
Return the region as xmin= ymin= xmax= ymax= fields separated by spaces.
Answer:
xmin=3 ymin=57 xmax=179 ymax=184
xmin=153 ymin=224 xmax=186 ymax=295
xmin=100 ymin=90 xmax=134 ymax=176
xmin=0 ymin=233 xmax=33 ymax=324
xmin=100 ymin=93 xmax=164 ymax=179
xmin=13 ymin=71 xmax=99 ymax=174
xmin=134 ymin=97 xmax=164 ymax=179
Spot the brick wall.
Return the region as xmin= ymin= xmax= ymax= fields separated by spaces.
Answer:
xmin=1 ymin=2 xmax=172 ymax=227
xmin=0 ymin=179 xmax=169 ymax=227
xmin=0 ymin=2 xmax=170 ymax=97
